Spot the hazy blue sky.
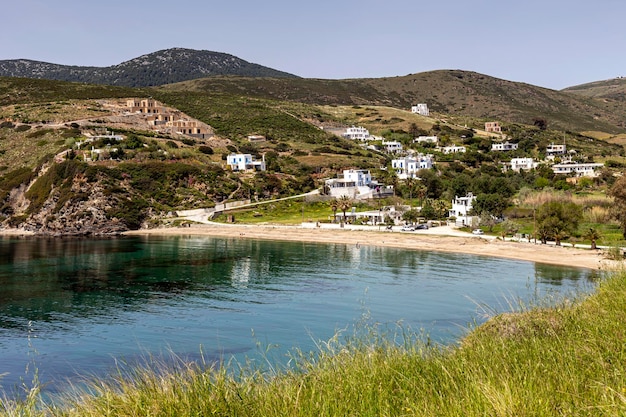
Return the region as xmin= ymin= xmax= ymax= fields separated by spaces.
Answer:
xmin=2 ymin=0 xmax=624 ymax=90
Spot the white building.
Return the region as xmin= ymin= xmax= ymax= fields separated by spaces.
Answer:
xmin=546 ymin=143 xmax=567 ymax=156
xmin=325 ymin=169 xmax=393 ymax=199
xmin=441 ymin=145 xmax=466 ymax=154
xmin=343 ymin=126 xmax=371 ymax=141
xmin=391 ymin=154 xmax=434 ymax=179
xmin=226 ymin=153 xmax=266 ymax=172
xmin=491 ymin=141 xmax=518 ymax=151
xmin=551 ymin=161 xmax=604 ymax=177
xmin=414 ymin=135 xmax=438 ymax=144
xmin=411 ymin=103 xmax=429 ymax=116
xmin=503 ymin=158 xmax=539 ymax=172
xmin=382 ymin=139 xmax=403 ymax=154
xmin=449 ymin=193 xmax=477 ymax=227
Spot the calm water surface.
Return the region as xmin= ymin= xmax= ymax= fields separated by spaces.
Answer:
xmin=0 ymin=235 xmax=597 ymax=396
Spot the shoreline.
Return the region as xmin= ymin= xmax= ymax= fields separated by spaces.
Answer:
xmin=124 ymin=223 xmax=616 ymax=271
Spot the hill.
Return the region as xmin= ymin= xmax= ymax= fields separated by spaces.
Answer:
xmin=0 ymin=48 xmax=298 ymax=87
xmin=160 ymin=70 xmax=626 ymax=134
xmin=2 ymin=74 xmax=626 ymax=237
xmin=562 ymin=77 xmax=626 ymax=102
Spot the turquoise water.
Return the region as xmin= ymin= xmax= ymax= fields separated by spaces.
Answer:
xmin=0 ymin=235 xmax=597 ymax=397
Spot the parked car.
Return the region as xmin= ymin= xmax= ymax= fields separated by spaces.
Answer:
xmin=401 ymin=225 xmax=416 ymax=231
xmin=472 ymin=229 xmax=484 ymax=235
xmin=415 ymin=224 xmax=429 ymax=230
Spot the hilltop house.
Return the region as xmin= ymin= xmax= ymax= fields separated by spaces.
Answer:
xmin=127 ymin=98 xmax=162 ymax=114
xmin=485 ymin=121 xmax=502 ymax=133
xmin=440 ymin=144 xmax=466 ymax=154
xmin=551 ymin=160 xmax=604 ymax=177
xmin=449 ymin=193 xmax=477 ymax=227
xmin=343 ymin=126 xmax=371 ymax=141
xmin=226 ymin=153 xmax=266 ymax=172
xmin=546 ymin=143 xmax=567 ymax=156
xmin=382 ymin=139 xmax=403 ymax=154
xmin=166 ymin=119 xmax=212 ymax=139
xmin=411 ymin=103 xmax=429 ymax=116
xmin=391 ymin=154 xmax=434 ymax=179
xmin=248 ymin=135 xmax=266 ymax=142
xmin=127 ymin=98 xmax=213 ymax=139
xmin=491 ymin=141 xmax=518 ymax=151
xmin=502 ymin=157 xmax=539 ymax=172
xmin=414 ymin=135 xmax=438 ymax=144
xmin=325 ymin=169 xmax=393 ymax=199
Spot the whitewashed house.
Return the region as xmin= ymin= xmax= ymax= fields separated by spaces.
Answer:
xmin=382 ymin=139 xmax=403 ymax=154
xmin=414 ymin=135 xmax=438 ymax=144
xmin=391 ymin=154 xmax=434 ymax=179
xmin=546 ymin=143 xmax=567 ymax=156
xmin=502 ymin=157 xmax=539 ymax=172
xmin=491 ymin=141 xmax=518 ymax=151
xmin=343 ymin=126 xmax=371 ymax=141
xmin=441 ymin=144 xmax=466 ymax=154
xmin=449 ymin=193 xmax=478 ymax=226
xmin=227 ymin=153 xmax=266 ymax=172
xmin=551 ymin=160 xmax=604 ymax=177
xmin=325 ymin=169 xmax=393 ymax=199
xmin=411 ymin=103 xmax=429 ymax=116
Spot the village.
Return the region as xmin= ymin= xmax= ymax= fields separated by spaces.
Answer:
xmin=60 ymin=97 xmax=607 ymax=233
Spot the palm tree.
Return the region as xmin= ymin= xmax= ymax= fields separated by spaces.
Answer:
xmin=337 ymin=195 xmax=353 ymax=225
xmin=415 ymin=185 xmax=427 ymax=208
xmin=434 ymin=199 xmax=448 ymax=220
xmin=583 ymin=227 xmax=602 ymax=250
xmin=329 ymin=199 xmax=339 ymax=223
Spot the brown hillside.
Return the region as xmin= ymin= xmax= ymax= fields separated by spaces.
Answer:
xmin=159 ymin=70 xmax=626 ymax=134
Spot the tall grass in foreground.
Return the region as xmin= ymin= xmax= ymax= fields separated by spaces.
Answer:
xmin=3 ymin=270 xmax=626 ymax=416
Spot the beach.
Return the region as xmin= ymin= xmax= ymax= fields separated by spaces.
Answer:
xmin=124 ymin=223 xmax=616 ymax=271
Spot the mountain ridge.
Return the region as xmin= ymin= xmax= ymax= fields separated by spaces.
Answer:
xmin=0 ymin=48 xmax=298 ymax=87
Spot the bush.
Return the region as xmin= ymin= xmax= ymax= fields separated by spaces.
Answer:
xmin=15 ymin=124 xmax=32 ymax=132
xmin=199 ymin=146 xmax=214 ymax=155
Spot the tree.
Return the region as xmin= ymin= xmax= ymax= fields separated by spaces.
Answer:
xmin=415 ymin=185 xmax=427 ymax=207
xmin=434 ymin=199 xmax=448 ymax=220
xmin=535 ymin=201 xmax=582 ymax=245
xmin=583 ymin=227 xmax=602 ymax=250
xmin=499 ymin=219 xmax=519 ymax=239
xmin=420 ymin=199 xmax=436 ymax=220
xmin=472 ymin=193 xmax=509 ymax=219
xmin=417 ymin=169 xmax=443 ymax=199
xmin=479 ymin=213 xmax=497 ymax=232
xmin=402 ymin=209 xmax=420 ymax=224
xmin=609 ymin=175 xmax=626 ymax=238
xmin=533 ymin=118 xmax=548 ymax=130
xmin=337 ymin=195 xmax=353 ymax=225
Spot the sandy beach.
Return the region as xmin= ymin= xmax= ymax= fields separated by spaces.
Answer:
xmin=124 ymin=223 xmax=618 ymax=271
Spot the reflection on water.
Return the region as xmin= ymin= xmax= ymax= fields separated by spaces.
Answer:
xmin=0 ymin=235 xmax=599 ymax=397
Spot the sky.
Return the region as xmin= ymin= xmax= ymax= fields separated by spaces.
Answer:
xmin=1 ymin=0 xmax=625 ymax=90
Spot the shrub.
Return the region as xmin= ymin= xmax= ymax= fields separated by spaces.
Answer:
xmin=15 ymin=125 xmax=31 ymax=132
xmin=198 ymin=146 xmax=214 ymax=155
